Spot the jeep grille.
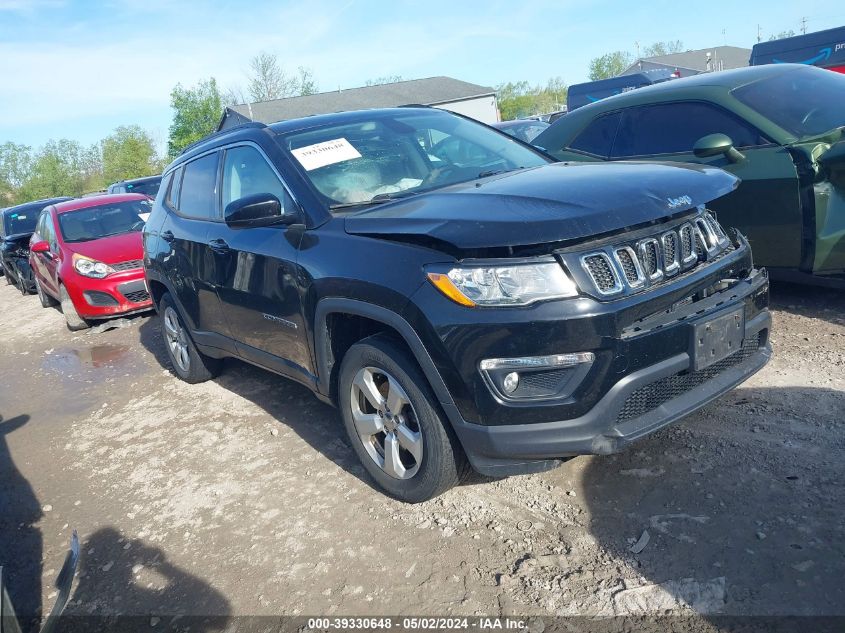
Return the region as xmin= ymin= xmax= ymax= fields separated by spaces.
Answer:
xmin=573 ymin=210 xmax=734 ymax=298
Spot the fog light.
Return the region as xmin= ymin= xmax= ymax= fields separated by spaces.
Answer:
xmin=503 ymin=372 xmax=520 ymax=394
xmin=480 ymin=352 xmax=596 ymax=402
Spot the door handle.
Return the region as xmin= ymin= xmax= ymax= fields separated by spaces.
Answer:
xmin=161 ymin=230 xmax=175 ymax=243
xmin=208 ymin=238 xmax=230 ymax=253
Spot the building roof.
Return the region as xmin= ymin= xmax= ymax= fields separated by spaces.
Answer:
xmin=223 ymin=76 xmax=495 ymax=126
xmin=623 ymin=46 xmax=752 ymax=75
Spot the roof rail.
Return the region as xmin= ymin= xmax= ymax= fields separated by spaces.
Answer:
xmin=179 ymin=121 xmax=267 ymax=156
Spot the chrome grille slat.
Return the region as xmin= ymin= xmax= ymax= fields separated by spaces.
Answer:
xmin=638 ymin=238 xmax=663 ymax=282
xmin=614 ymin=246 xmax=644 ymax=288
xmin=661 ymin=231 xmax=680 ymax=275
xmin=581 ymin=253 xmax=623 ymax=296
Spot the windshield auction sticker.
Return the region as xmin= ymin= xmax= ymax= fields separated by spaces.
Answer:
xmin=291 ymin=138 xmax=362 ymax=171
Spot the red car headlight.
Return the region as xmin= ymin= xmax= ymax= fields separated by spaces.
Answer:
xmin=72 ymin=253 xmax=115 ymax=279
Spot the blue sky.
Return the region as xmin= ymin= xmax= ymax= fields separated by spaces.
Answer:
xmin=1 ymin=0 xmax=843 ymax=153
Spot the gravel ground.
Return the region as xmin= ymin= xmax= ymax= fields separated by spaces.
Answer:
xmin=0 ymin=278 xmax=843 ymax=631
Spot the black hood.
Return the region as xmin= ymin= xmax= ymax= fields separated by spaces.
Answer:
xmin=344 ymin=162 xmax=739 ymax=250
xmin=1 ymin=232 xmax=33 ymax=248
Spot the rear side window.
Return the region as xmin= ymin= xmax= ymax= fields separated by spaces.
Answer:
xmin=611 ymin=102 xmax=765 ymax=158
xmin=569 ymin=112 xmax=622 ymax=158
xmin=166 ymin=167 xmax=183 ymax=209
xmin=177 ymin=153 xmax=219 ymax=220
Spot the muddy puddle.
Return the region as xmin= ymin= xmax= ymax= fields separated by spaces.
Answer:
xmin=38 ymin=343 xmax=146 ymax=415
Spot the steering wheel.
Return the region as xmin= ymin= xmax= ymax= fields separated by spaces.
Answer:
xmin=130 ymin=220 xmax=146 ymax=231
xmin=421 ymin=165 xmax=460 ymax=187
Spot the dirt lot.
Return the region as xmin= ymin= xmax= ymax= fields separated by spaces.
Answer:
xmin=0 ymin=278 xmax=843 ymax=630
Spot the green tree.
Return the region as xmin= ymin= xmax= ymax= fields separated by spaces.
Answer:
xmin=80 ymin=143 xmax=105 ymax=194
xmin=101 ymin=125 xmax=158 ymax=184
xmin=167 ymin=78 xmax=223 ymax=157
xmin=588 ymin=51 xmax=634 ymax=80
xmin=18 ymin=139 xmax=88 ymax=200
xmin=297 ymin=67 xmax=318 ymax=96
xmin=0 ymin=142 xmax=32 ymax=203
xmin=496 ymin=77 xmax=568 ymax=120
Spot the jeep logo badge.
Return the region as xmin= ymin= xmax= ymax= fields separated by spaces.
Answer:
xmin=667 ymin=195 xmax=693 ymax=209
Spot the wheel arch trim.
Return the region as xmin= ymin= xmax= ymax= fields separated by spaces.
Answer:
xmin=314 ymin=298 xmax=459 ymax=422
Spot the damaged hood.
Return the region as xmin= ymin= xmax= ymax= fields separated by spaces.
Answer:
xmin=344 ymin=162 xmax=739 ymax=250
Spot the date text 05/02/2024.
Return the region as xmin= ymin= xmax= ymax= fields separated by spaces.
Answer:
xmin=305 ymin=617 xmax=528 ymax=630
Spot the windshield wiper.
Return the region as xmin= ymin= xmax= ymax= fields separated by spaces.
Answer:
xmin=329 ymin=192 xmax=406 ymax=211
xmin=477 ymin=166 xmax=524 ymax=179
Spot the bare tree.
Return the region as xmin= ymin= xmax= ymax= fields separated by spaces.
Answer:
xmin=245 ymin=52 xmax=318 ymax=102
xmin=364 ymin=75 xmax=403 ymax=86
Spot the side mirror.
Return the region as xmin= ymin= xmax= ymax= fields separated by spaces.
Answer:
xmin=693 ymin=133 xmax=745 ymax=163
xmin=224 ymin=193 xmax=293 ymax=229
xmin=30 ymin=240 xmax=50 ymax=253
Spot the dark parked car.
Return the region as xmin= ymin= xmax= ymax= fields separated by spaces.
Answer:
xmin=107 ymin=175 xmax=162 ymax=198
xmin=144 ymin=107 xmax=771 ymax=502
xmin=491 ymin=119 xmax=550 ymax=143
xmin=0 ymin=197 xmax=72 ymax=293
xmin=533 ymin=64 xmax=845 ymax=286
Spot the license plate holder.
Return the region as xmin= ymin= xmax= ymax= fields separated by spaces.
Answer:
xmin=690 ymin=307 xmax=745 ymax=371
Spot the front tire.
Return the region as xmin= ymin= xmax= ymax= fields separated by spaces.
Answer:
xmin=35 ymin=277 xmax=58 ymax=308
xmin=159 ymin=292 xmax=221 ymax=383
xmin=338 ymin=334 xmax=469 ymax=503
xmin=59 ymin=284 xmax=89 ymax=330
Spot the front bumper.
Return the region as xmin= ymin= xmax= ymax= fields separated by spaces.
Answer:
xmin=413 ymin=242 xmax=771 ymax=476
xmin=449 ymin=307 xmax=770 ymax=476
xmin=65 ymin=271 xmax=153 ymax=319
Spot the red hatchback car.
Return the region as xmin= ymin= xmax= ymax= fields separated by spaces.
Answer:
xmin=29 ymin=194 xmax=154 ymax=330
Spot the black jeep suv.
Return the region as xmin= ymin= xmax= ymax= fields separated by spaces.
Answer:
xmin=143 ymin=107 xmax=771 ymax=502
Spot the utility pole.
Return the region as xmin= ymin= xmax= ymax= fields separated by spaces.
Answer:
xmin=757 ymin=24 xmax=762 ymax=43
xmin=801 ymin=16 xmax=808 ymax=35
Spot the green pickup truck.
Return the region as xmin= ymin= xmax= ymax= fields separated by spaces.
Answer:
xmin=534 ymin=64 xmax=845 ymax=286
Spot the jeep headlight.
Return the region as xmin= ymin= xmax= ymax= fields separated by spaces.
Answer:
xmin=427 ymin=261 xmax=578 ymax=307
xmin=73 ymin=253 xmax=115 ymax=279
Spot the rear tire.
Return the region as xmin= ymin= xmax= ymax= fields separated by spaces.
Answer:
xmin=159 ymin=292 xmax=221 ymax=383
xmin=338 ymin=334 xmax=470 ymax=503
xmin=15 ymin=265 xmax=29 ymax=295
xmin=59 ymin=284 xmax=90 ymax=331
xmin=35 ymin=277 xmax=58 ymax=308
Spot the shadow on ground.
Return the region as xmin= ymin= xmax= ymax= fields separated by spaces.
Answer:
xmin=579 ymin=384 xmax=844 ymax=621
xmin=0 ymin=413 xmax=42 ymax=632
xmin=769 ymin=281 xmax=845 ymax=326
xmin=59 ymin=527 xmax=231 ymax=632
xmin=137 ymin=314 xmax=494 ymax=492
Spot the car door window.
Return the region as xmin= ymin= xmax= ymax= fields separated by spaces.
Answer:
xmin=611 ymin=102 xmax=766 ymax=158
xmin=222 ymin=145 xmax=293 ymax=210
xmin=43 ymin=213 xmax=58 ymax=252
xmin=177 ymin=154 xmax=219 ymax=220
xmin=569 ymin=112 xmax=622 ymax=158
